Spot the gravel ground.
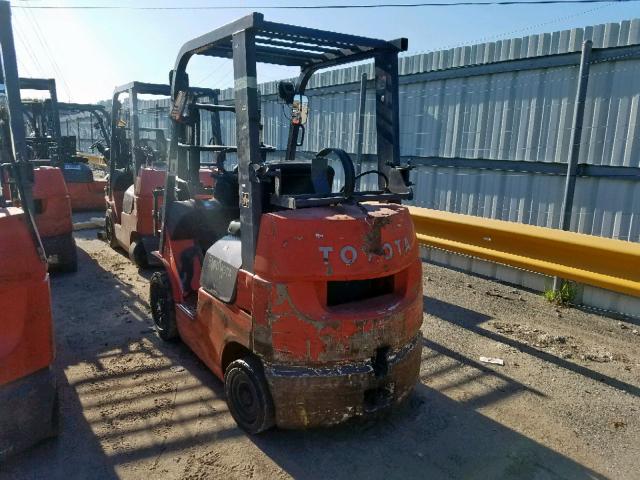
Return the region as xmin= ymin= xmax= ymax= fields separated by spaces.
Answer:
xmin=1 ymin=221 xmax=638 ymax=480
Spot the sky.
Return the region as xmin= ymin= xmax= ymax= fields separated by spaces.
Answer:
xmin=8 ymin=0 xmax=640 ymax=103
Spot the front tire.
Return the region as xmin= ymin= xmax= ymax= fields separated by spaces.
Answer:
xmin=105 ymin=213 xmax=118 ymax=249
xmin=129 ymin=240 xmax=149 ymax=268
xmin=225 ymin=356 xmax=275 ymax=434
xmin=149 ymin=271 xmax=179 ymax=341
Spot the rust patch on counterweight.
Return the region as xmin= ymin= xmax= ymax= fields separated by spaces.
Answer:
xmin=362 ymin=215 xmax=391 ymax=256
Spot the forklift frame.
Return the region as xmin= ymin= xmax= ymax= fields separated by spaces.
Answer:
xmin=0 ymin=0 xmax=57 ymax=460
xmin=19 ymin=77 xmax=62 ymax=141
xmin=108 ymin=81 xmax=219 ymax=195
xmin=153 ymin=13 xmax=421 ymax=431
xmin=168 ymin=12 xmax=408 ymax=273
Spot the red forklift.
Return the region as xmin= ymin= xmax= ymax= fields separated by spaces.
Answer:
xmin=103 ymin=81 xmax=220 ymax=267
xmin=151 ymin=13 xmax=421 ymax=433
xmin=56 ymin=101 xmax=110 ymax=210
xmin=21 ymin=79 xmax=107 ymax=212
xmin=2 ymin=81 xmax=77 ymax=271
xmin=0 ymin=0 xmax=58 ymax=459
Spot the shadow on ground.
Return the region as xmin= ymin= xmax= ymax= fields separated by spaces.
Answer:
xmin=426 ymin=295 xmax=640 ymax=398
xmin=0 ymin=234 xmax=606 ymax=479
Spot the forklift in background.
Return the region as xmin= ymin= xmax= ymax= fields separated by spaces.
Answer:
xmin=57 ymin=101 xmax=111 ymax=205
xmin=21 ymin=78 xmax=107 ymax=211
xmin=151 ymin=13 xmax=421 ymax=433
xmin=57 ymin=101 xmax=111 ymax=157
xmin=0 ymin=0 xmax=58 ymax=459
xmin=103 ymin=81 xmax=220 ymax=267
xmin=2 ymin=78 xmax=77 ymax=271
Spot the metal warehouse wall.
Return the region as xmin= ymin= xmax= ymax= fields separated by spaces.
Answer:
xmin=67 ymin=18 xmax=640 ymax=317
xmin=234 ymin=18 xmax=640 ymax=317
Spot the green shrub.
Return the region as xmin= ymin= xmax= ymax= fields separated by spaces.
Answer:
xmin=544 ymin=281 xmax=577 ymax=305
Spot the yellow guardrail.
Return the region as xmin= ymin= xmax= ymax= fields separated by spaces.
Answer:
xmin=408 ymin=206 xmax=640 ymax=297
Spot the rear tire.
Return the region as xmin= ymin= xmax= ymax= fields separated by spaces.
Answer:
xmin=225 ymin=356 xmax=275 ymax=434
xmin=50 ymin=234 xmax=77 ymax=273
xmin=49 ymin=388 xmax=61 ymax=438
xmin=129 ymin=240 xmax=149 ymax=268
xmin=59 ymin=250 xmax=78 ymax=273
xmin=149 ymin=271 xmax=179 ymax=341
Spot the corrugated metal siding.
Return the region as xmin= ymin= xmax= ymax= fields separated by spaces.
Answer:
xmin=61 ymin=114 xmax=98 ymax=152
xmin=410 ymin=168 xmax=640 ymax=241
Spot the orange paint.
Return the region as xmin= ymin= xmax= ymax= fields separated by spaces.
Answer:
xmin=108 ymin=167 xmax=215 ymax=253
xmin=66 ymin=179 xmax=106 ymax=211
xmin=32 ymin=167 xmax=73 ymax=239
xmin=0 ymin=207 xmax=53 ymax=386
xmin=160 ymin=201 xmax=422 ymax=375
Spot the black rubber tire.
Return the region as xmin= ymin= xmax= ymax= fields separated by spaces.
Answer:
xmin=129 ymin=240 xmax=149 ymax=268
xmin=49 ymin=388 xmax=61 ymax=438
xmin=58 ymin=236 xmax=78 ymax=273
xmin=149 ymin=271 xmax=179 ymax=341
xmin=59 ymin=248 xmax=78 ymax=273
xmin=105 ymin=213 xmax=118 ymax=249
xmin=47 ymin=234 xmax=78 ymax=273
xmin=225 ymin=356 xmax=275 ymax=434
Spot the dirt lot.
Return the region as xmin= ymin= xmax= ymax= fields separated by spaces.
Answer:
xmin=1 ymin=221 xmax=639 ymax=479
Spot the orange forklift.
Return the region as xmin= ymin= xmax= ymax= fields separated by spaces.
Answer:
xmin=57 ymin=101 xmax=110 ymax=210
xmin=103 ymin=81 xmax=220 ymax=267
xmin=150 ymin=13 xmax=421 ymax=433
xmin=0 ymin=0 xmax=57 ymax=459
xmin=2 ymin=81 xmax=77 ymax=271
xmin=22 ymin=79 xmax=107 ymax=212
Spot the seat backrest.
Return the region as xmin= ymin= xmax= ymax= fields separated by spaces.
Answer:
xmin=111 ymin=168 xmax=133 ymax=192
xmin=269 ymin=162 xmax=335 ymax=196
xmin=213 ymin=171 xmax=239 ymax=207
xmin=166 ymin=198 xmax=239 ymax=250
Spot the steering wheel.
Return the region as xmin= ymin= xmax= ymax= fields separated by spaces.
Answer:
xmin=313 ymin=148 xmax=355 ymax=199
xmin=137 ymin=139 xmax=159 ymax=163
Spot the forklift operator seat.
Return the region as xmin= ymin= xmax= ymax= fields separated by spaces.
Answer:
xmin=166 ymin=170 xmax=240 ymax=253
xmin=166 ymin=199 xmax=238 ymax=249
xmin=264 ymin=159 xmax=336 ymax=199
xmin=110 ymin=168 xmax=133 ymax=192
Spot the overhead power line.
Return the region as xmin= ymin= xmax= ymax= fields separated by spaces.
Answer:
xmin=9 ymin=0 xmax=640 ymax=10
xmin=20 ymin=0 xmax=73 ymax=100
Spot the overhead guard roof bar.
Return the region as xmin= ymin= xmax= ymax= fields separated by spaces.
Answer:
xmin=113 ymin=81 xmax=219 ymax=99
xmin=193 ymin=103 xmax=235 ymax=113
xmin=113 ymin=81 xmax=170 ymax=97
xmin=58 ymin=102 xmax=108 ymax=113
xmin=18 ymin=77 xmax=61 ymax=140
xmin=177 ymin=143 xmax=237 ymax=152
xmin=17 ymin=77 xmax=56 ymax=91
xmin=174 ymin=12 xmax=406 ymax=71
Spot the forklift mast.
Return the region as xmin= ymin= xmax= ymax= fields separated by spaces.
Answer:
xmin=0 ymin=9 xmax=39 ymax=230
xmin=166 ymin=12 xmax=410 ymax=272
